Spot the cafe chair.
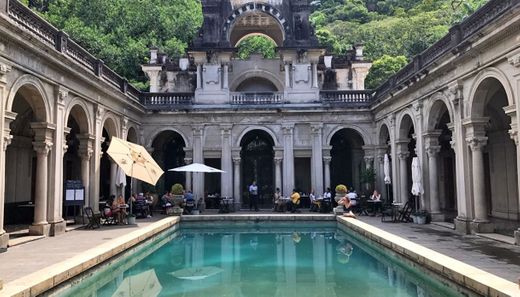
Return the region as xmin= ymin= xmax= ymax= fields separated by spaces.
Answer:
xmin=84 ymin=207 xmax=101 ymax=229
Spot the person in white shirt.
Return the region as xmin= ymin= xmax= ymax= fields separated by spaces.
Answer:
xmin=248 ymin=181 xmax=259 ymax=211
xmin=346 ymin=189 xmax=358 ymax=206
xmin=323 ymin=188 xmax=332 ymax=201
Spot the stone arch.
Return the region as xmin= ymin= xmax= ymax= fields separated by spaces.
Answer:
xmin=377 ymin=122 xmax=391 ymax=146
xmin=146 ymin=127 xmax=189 ymax=149
xmin=396 ymin=109 xmax=416 ymax=141
xmin=468 ymin=67 xmax=515 ymax=117
xmin=126 ymin=126 xmax=138 ymax=143
xmin=64 ymin=97 xmax=92 ymax=135
xmin=230 ymin=69 xmax=284 ymax=92
xmin=235 ymin=126 xmax=279 ymax=147
xmin=224 ymin=3 xmax=288 ymax=46
xmin=326 ymin=125 xmax=371 ymax=146
xmin=425 ymin=92 xmax=453 ymax=132
xmin=236 ymin=33 xmax=277 ymax=47
xmin=7 ymin=74 xmax=52 ymax=123
xmin=101 ymin=113 xmax=120 ymax=139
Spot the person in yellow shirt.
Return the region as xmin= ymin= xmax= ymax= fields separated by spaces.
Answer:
xmin=289 ymin=189 xmax=301 ymax=213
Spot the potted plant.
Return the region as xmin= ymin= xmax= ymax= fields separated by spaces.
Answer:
xmin=360 ymin=167 xmax=376 ymax=195
xmin=333 ymin=184 xmax=348 ymax=215
xmin=171 ymin=183 xmax=184 ymax=215
xmin=413 ymin=210 xmax=428 ymax=224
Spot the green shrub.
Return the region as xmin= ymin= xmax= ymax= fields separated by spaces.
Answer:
xmin=335 ymin=184 xmax=347 ymax=194
xmin=171 ymin=183 xmax=184 ymax=195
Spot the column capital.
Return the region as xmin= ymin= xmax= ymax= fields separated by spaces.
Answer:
xmin=377 ymin=155 xmax=384 ymax=163
xmin=0 ymin=62 xmax=12 ymax=83
xmin=323 ymin=156 xmax=332 ymax=164
xmin=310 ymin=123 xmax=323 ymax=134
xmin=184 ymin=157 xmax=193 ymax=164
xmin=95 ymin=104 xmax=104 ymax=121
xmin=55 ymin=86 xmax=69 ymax=106
xmin=397 ymin=151 xmax=410 ymax=160
xmin=220 ymin=124 xmax=232 ymax=136
xmin=33 ymin=141 xmax=53 ymax=156
xmin=232 ymin=157 xmax=241 ymax=165
xmin=282 ymin=124 xmax=294 ymax=135
xmin=364 ymin=156 xmax=374 ymax=163
xmin=509 ymin=129 xmax=518 ymax=146
xmin=466 ymin=137 xmax=488 ymax=152
xmin=425 ymin=145 xmax=441 ymax=157
xmin=192 ymin=124 xmax=205 ymax=136
xmin=3 ymin=133 xmax=12 ymax=151
xmin=274 ymin=157 xmax=283 ymax=165
xmin=508 ymin=53 xmax=520 ymax=67
xmin=446 ymin=81 xmax=463 ymax=106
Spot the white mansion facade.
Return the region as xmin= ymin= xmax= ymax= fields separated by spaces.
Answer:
xmin=0 ymin=0 xmax=519 ymax=251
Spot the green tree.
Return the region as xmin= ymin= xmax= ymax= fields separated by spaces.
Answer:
xmin=237 ymin=35 xmax=277 ymax=60
xmin=39 ymin=0 xmax=202 ymax=88
xmin=365 ymin=55 xmax=408 ymax=89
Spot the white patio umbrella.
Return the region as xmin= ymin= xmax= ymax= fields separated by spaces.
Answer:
xmin=169 ymin=266 xmax=223 ymax=280
xmin=116 ymin=166 xmax=127 ymax=196
xmin=411 ymin=157 xmax=424 ymax=211
xmin=169 ymin=163 xmax=225 ymax=173
xmin=112 ymin=269 xmax=162 ymax=297
xmin=383 ymin=154 xmax=392 ymax=203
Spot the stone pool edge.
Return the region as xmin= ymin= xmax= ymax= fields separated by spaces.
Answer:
xmin=0 ymin=217 xmax=180 ymax=297
xmin=337 ymin=217 xmax=520 ymax=297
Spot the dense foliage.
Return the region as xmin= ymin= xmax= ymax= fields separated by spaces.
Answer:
xmin=237 ymin=35 xmax=277 ymax=60
xmin=25 ymin=0 xmax=202 ymax=89
xmin=26 ymin=0 xmax=488 ymax=90
xmin=311 ymin=0 xmax=488 ymax=88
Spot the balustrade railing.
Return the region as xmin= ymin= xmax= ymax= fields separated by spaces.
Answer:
xmin=8 ymin=1 xmax=58 ymax=47
xmin=320 ymin=90 xmax=372 ymax=105
xmin=141 ymin=93 xmax=194 ymax=108
xmin=230 ymin=92 xmax=283 ymax=105
xmin=66 ymin=39 xmax=96 ymax=72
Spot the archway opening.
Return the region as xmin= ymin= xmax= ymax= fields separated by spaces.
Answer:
xmin=229 ymin=10 xmax=285 ymax=47
xmin=5 ymin=85 xmax=48 ymax=231
xmin=63 ymin=117 xmax=81 ymax=220
xmin=152 ymin=131 xmax=186 ymax=194
xmin=330 ymin=128 xmax=365 ymax=195
xmin=398 ymin=115 xmax=416 ymax=204
xmin=240 ymin=130 xmax=274 ymax=209
xmin=474 ymin=78 xmax=518 ymax=233
xmin=236 ymin=35 xmax=277 ymax=60
xmin=236 ymin=77 xmax=279 ymax=92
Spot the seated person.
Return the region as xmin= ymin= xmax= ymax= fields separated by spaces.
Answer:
xmin=346 ymin=189 xmax=358 ymax=206
xmin=289 ymin=189 xmax=301 ymax=213
xmin=309 ymin=189 xmax=320 ymax=212
xmin=134 ymin=192 xmax=151 ymax=218
xmin=273 ymin=188 xmax=286 ymax=212
xmin=161 ymin=191 xmax=174 ymax=214
xmin=338 ymin=195 xmax=356 ymax=218
xmin=320 ymin=188 xmax=332 ymax=213
xmin=112 ymin=195 xmax=128 ymax=224
xmin=369 ymin=189 xmax=382 ymax=215
xmin=184 ymin=190 xmax=195 ymax=214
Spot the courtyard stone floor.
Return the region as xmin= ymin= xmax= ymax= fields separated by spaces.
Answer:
xmin=0 ymin=209 xmax=519 ymax=290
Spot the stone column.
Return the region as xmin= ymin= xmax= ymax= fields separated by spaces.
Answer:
xmin=92 ymin=105 xmax=104 ymax=212
xmin=233 ymin=157 xmax=241 ymax=207
xmin=467 ymin=137 xmax=490 ymax=223
xmin=377 ymin=154 xmax=385 ymax=195
xmin=196 ymin=63 xmax=202 ymax=90
xmin=282 ymin=124 xmax=295 ymax=196
xmin=221 ymin=125 xmax=233 ymax=197
xmin=311 ymin=63 xmax=318 ymax=88
xmin=323 ymin=156 xmax=331 ymax=191
xmin=0 ymin=109 xmax=14 ymax=250
xmin=184 ymin=157 xmax=193 ymax=192
xmin=503 ymin=105 xmax=520 ymax=243
xmin=397 ymin=149 xmax=410 ymax=204
xmin=274 ymin=157 xmax=283 ymax=192
xmin=192 ymin=125 xmax=204 ymax=199
xmin=426 ymin=145 xmax=441 ymax=215
xmin=78 ymin=134 xmax=94 ymax=207
xmin=284 ymin=63 xmax=291 ymax=88
xmin=30 ymin=131 xmax=53 ymax=236
xmin=223 ymin=63 xmax=229 ymax=89
xmin=310 ymin=124 xmax=323 ymax=194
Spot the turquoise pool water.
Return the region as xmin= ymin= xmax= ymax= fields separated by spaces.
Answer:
xmin=50 ymin=222 xmax=476 ymax=297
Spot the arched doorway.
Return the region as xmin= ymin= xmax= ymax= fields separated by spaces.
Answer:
xmin=227 ymin=7 xmax=286 ymax=47
xmin=5 ymin=83 xmax=49 ymax=235
xmin=151 ymin=131 xmax=186 ymax=194
xmin=329 ymin=128 xmax=365 ymax=194
xmin=240 ymin=130 xmax=274 ymax=209
xmin=397 ymin=114 xmax=416 ymax=204
xmin=426 ymin=100 xmax=456 ymax=221
xmin=99 ymin=118 xmax=118 ymax=201
xmin=470 ymin=77 xmax=518 ymax=234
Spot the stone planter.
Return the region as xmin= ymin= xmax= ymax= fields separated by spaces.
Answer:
xmin=172 ymin=195 xmax=184 ymax=206
xmin=127 ymin=215 xmax=136 ymax=225
xmin=416 ymin=216 xmax=426 ymax=224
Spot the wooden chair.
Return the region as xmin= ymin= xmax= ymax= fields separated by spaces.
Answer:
xmin=84 ymin=207 xmax=101 ymax=229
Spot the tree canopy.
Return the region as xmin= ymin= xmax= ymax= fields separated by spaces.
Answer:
xmin=237 ymin=35 xmax=277 ymax=60
xmin=25 ymin=0 xmax=202 ymax=89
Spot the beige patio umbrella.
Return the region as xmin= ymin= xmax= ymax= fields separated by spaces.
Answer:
xmin=107 ymin=137 xmax=164 ymax=214
xmin=112 ymin=269 xmax=162 ymax=297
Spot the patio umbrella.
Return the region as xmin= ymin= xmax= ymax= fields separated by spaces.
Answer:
xmin=410 ymin=157 xmax=424 ymax=211
xmin=112 ymin=269 xmax=162 ymax=297
xmin=169 ymin=163 xmax=225 ymax=173
xmin=384 ymin=154 xmax=392 ymax=202
xmin=107 ymin=137 xmax=164 ymax=214
xmin=169 ymin=266 xmax=223 ymax=280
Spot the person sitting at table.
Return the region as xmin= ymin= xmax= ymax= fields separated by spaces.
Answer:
xmin=369 ymin=189 xmax=382 ymax=215
xmin=184 ymin=190 xmax=195 ymax=214
xmin=112 ymin=195 xmax=127 ymax=224
xmin=338 ymin=195 xmax=356 ymax=218
xmin=161 ymin=191 xmax=174 ymax=214
xmin=346 ymin=188 xmax=358 ymax=206
xmin=134 ymin=192 xmax=151 ymax=218
xmin=289 ymin=189 xmax=301 ymax=213
xmin=309 ymin=189 xmax=320 ymax=212
xmin=273 ymin=188 xmax=286 ymax=212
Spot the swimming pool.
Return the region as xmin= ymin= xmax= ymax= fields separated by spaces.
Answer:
xmin=47 ymin=221 xmax=479 ymax=297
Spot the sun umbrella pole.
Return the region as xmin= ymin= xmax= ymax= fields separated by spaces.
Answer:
xmin=129 ymin=161 xmax=134 ymax=215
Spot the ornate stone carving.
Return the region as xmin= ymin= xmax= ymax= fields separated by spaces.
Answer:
xmin=33 ymin=141 xmax=53 ymax=156
xmin=3 ymin=133 xmax=12 ymax=151
xmin=397 ymin=151 xmax=410 ymax=160
xmin=57 ymin=87 xmax=69 ymax=104
xmin=232 ymin=157 xmax=241 ymax=165
xmin=323 ymin=156 xmax=332 ymax=164
xmin=95 ymin=104 xmax=104 ymax=120
xmin=425 ymin=145 xmax=441 ymax=157
xmin=282 ymin=124 xmax=294 ymax=135
xmin=192 ymin=125 xmax=204 ymax=136
xmin=466 ymin=137 xmax=487 ymax=152
xmin=508 ymin=53 xmax=520 ymax=67
xmin=447 ymin=82 xmax=463 ymax=106
xmin=274 ymin=157 xmax=283 ymax=165
xmin=184 ymin=157 xmax=193 ymax=164
xmin=509 ymin=129 xmax=519 ymax=146
xmin=310 ymin=123 xmax=323 ymax=135
xmin=0 ymin=63 xmax=11 ymax=82
xmin=220 ymin=124 xmax=232 ymax=136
